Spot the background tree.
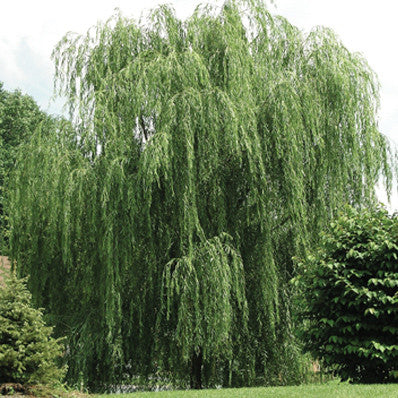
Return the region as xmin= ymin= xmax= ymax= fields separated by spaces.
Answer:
xmin=0 ymin=83 xmax=57 ymax=249
xmin=8 ymin=0 xmax=393 ymax=390
xmin=295 ymin=206 xmax=398 ymax=383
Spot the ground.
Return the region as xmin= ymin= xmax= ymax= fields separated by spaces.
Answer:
xmin=98 ymin=383 xmax=398 ymax=398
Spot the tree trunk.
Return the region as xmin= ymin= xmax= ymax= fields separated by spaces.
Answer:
xmin=190 ymin=349 xmax=203 ymax=389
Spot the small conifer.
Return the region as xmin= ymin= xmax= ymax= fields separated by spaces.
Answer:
xmin=0 ymin=274 xmax=66 ymax=385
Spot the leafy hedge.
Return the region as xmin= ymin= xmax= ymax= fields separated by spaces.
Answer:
xmin=296 ymin=206 xmax=398 ymax=383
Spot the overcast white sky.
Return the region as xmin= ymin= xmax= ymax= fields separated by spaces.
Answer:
xmin=1 ymin=0 xmax=398 ymax=207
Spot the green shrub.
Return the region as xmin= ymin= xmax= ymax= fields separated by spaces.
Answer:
xmin=0 ymin=273 xmax=66 ymax=385
xmin=296 ymin=206 xmax=398 ymax=383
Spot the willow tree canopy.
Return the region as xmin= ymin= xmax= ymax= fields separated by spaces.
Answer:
xmin=9 ymin=0 xmax=393 ymax=390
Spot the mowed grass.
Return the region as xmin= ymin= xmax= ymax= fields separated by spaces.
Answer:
xmin=100 ymin=382 xmax=398 ymax=398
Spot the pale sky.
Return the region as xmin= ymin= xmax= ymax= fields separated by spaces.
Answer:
xmin=1 ymin=0 xmax=398 ymax=207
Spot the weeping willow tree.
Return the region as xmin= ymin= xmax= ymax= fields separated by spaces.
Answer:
xmin=8 ymin=0 xmax=393 ymax=391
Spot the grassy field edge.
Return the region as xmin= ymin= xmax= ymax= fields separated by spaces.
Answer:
xmin=98 ymin=382 xmax=398 ymax=398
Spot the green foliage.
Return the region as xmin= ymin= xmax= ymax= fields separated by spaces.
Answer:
xmin=296 ymin=206 xmax=398 ymax=383
xmin=0 ymin=137 xmax=5 ymax=239
xmin=0 ymin=274 xmax=66 ymax=385
xmin=0 ymin=82 xmax=58 ymax=250
xmin=162 ymin=233 xmax=248 ymax=362
xmin=8 ymin=0 xmax=393 ymax=390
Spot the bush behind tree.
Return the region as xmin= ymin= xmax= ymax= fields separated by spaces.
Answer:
xmin=296 ymin=206 xmax=398 ymax=383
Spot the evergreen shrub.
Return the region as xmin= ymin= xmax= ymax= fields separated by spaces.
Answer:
xmin=0 ymin=274 xmax=66 ymax=385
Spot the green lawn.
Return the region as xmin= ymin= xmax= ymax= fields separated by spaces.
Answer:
xmin=99 ymin=382 xmax=398 ymax=398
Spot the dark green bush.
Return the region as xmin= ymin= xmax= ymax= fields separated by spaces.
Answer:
xmin=0 ymin=274 xmax=66 ymax=385
xmin=296 ymin=206 xmax=398 ymax=383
